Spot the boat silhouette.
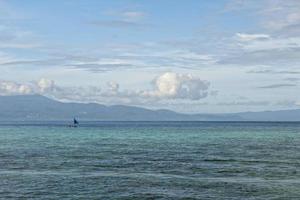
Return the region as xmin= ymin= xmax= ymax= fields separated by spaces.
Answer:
xmin=69 ymin=118 xmax=79 ymax=127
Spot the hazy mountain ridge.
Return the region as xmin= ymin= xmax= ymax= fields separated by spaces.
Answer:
xmin=0 ymin=95 xmax=299 ymax=121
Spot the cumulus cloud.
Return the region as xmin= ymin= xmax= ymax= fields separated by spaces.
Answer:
xmin=0 ymin=72 xmax=210 ymax=104
xmin=0 ymin=80 xmax=32 ymax=95
xmin=99 ymin=72 xmax=210 ymax=102
xmin=106 ymin=81 xmax=119 ymax=95
xmin=0 ymin=78 xmax=57 ymax=96
xmin=142 ymin=72 xmax=210 ymax=100
xmin=37 ymin=78 xmax=55 ymax=93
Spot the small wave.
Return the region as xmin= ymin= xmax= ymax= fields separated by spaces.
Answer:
xmin=203 ymin=158 xmax=300 ymax=165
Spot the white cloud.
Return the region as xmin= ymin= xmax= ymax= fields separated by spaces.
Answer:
xmin=121 ymin=11 xmax=145 ymax=21
xmin=262 ymin=0 xmax=300 ymax=34
xmin=142 ymin=72 xmax=210 ymax=100
xmin=0 ymin=72 xmax=210 ymax=103
xmin=0 ymin=80 xmax=32 ymax=95
xmin=236 ymin=33 xmax=270 ymax=42
xmin=104 ymin=9 xmax=145 ymax=21
xmin=37 ymin=78 xmax=55 ymax=93
xmin=106 ymin=81 xmax=119 ymax=94
xmin=93 ymin=9 xmax=147 ymax=29
xmin=0 ymin=78 xmax=57 ymax=96
xmin=225 ymin=29 xmax=300 ymax=66
xmin=0 ymin=25 xmax=40 ymax=49
xmin=225 ymin=0 xmax=300 ymax=36
xmin=0 ymin=51 xmax=13 ymax=64
xmin=238 ymin=36 xmax=300 ymax=52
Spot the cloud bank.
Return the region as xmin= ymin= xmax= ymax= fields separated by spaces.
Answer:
xmin=0 ymin=72 xmax=210 ymax=104
xmin=0 ymin=78 xmax=57 ymax=96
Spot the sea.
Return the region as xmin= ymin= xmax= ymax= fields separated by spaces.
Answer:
xmin=0 ymin=121 xmax=300 ymax=199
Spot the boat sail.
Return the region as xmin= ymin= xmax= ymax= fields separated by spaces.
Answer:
xmin=69 ymin=118 xmax=79 ymax=127
xmin=74 ymin=118 xmax=79 ymax=125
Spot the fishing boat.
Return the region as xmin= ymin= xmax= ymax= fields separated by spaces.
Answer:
xmin=69 ymin=118 xmax=79 ymax=127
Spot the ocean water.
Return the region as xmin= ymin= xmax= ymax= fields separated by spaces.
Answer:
xmin=0 ymin=122 xmax=300 ymax=199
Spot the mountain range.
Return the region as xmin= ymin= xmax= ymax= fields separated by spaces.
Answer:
xmin=0 ymin=95 xmax=299 ymax=121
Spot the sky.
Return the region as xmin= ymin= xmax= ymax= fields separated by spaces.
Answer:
xmin=0 ymin=0 xmax=299 ymax=113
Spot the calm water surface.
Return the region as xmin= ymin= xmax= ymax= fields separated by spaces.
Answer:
xmin=0 ymin=122 xmax=300 ymax=199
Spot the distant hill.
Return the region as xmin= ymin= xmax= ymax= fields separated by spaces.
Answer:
xmin=0 ymin=95 xmax=299 ymax=121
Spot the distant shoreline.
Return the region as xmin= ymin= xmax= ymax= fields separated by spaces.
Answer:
xmin=0 ymin=120 xmax=299 ymax=126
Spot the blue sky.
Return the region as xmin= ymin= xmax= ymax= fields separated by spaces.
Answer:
xmin=0 ymin=0 xmax=300 ymax=113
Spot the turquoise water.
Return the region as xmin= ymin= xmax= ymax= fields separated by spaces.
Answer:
xmin=0 ymin=122 xmax=300 ymax=199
